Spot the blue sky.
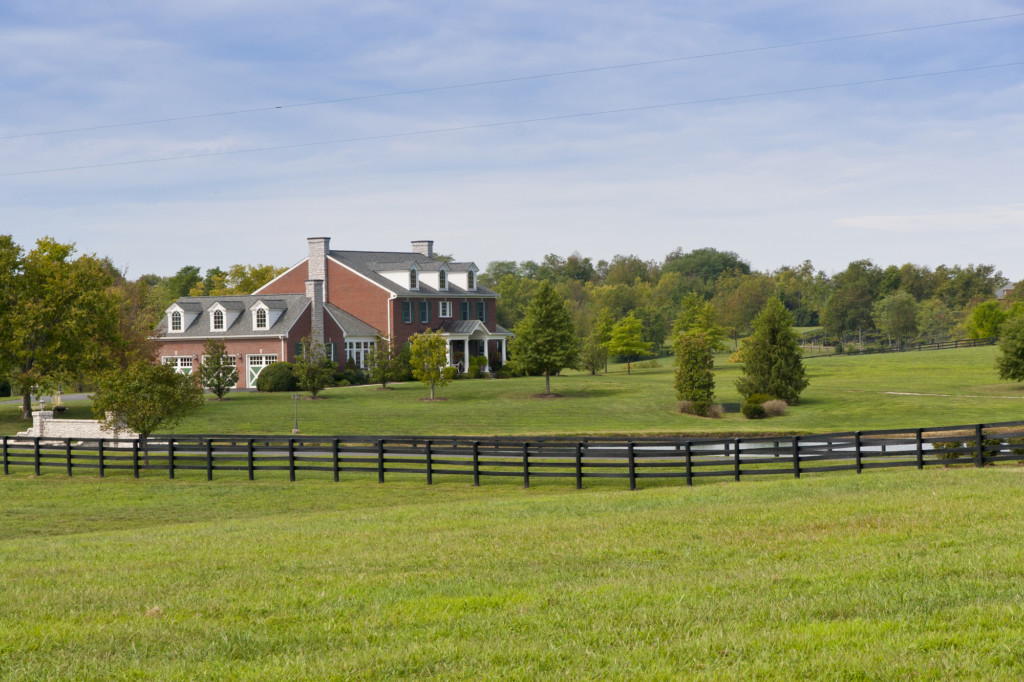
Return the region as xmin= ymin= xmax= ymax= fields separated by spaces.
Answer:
xmin=1 ymin=1 xmax=1022 ymax=279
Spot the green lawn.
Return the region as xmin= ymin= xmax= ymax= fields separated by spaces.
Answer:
xmin=2 ymin=467 xmax=1023 ymax=679
xmin=3 ymin=345 xmax=1022 ymax=437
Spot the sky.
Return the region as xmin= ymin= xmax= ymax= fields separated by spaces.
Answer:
xmin=1 ymin=1 xmax=1022 ymax=280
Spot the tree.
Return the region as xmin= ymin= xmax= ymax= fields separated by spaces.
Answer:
xmin=199 ymin=338 xmax=238 ymax=400
xmin=579 ymin=333 xmax=608 ymax=375
xmin=92 ymin=361 xmax=205 ymax=455
xmin=0 ymin=237 xmax=119 ymax=419
xmin=662 ymin=247 xmax=750 ymax=283
xmin=226 ymin=263 xmax=288 ymax=294
xmin=409 ymin=330 xmax=455 ymax=399
xmin=674 ymin=330 xmax=716 ymax=415
xmin=365 ymin=335 xmax=402 ymax=388
xmin=673 ymin=293 xmax=725 ymax=351
xmin=606 ymin=312 xmax=651 ymax=375
xmin=508 ymin=281 xmax=580 ymax=394
xmin=593 ymin=308 xmax=615 ymax=373
xmin=996 ymin=316 xmax=1024 ymax=382
xmin=293 ymin=336 xmax=336 ymax=398
xmin=916 ymin=298 xmax=956 ymax=342
xmin=821 ymin=260 xmax=882 ymax=343
xmin=964 ymin=300 xmax=1006 ymax=339
xmin=871 ymin=291 xmax=918 ymax=349
xmin=735 ymin=298 xmax=808 ymax=404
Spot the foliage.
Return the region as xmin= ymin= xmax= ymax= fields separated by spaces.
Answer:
xmin=508 ymin=281 xmax=580 ymax=394
xmin=365 ymin=335 xmax=402 ymax=388
xmin=606 ymin=312 xmax=651 ymax=375
xmin=744 ymin=394 xmax=773 ymax=406
xmin=672 ymin=293 xmax=726 ymax=352
xmin=579 ymin=332 xmax=608 ymax=375
xmin=293 ymin=336 xmax=336 ymax=398
xmin=736 ymin=298 xmax=809 ymax=404
xmin=256 ymin=362 xmax=297 ymax=392
xmin=741 ymin=402 xmax=767 ymax=419
xmin=409 ymin=330 xmax=456 ymax=399
xmin=199 ymin=338 xmax=239 ymax=400
xmin=821 ymin=259 xmax=882 ymax=338
xmin=467 ymin=355 xmax=488 ymax=379
xmin=673 ymin=330 xmax=715 ymax=414
xmin=996 ymin=315 xmax=1024 ymax=382
xmin=762 ymin=399 xmax=788 ymax=417
xmin=91 ymin=360 xmax=205 ymax=440
xmin=678 ymin=399 xmax=722 ymax=418
xmin=964 ymin=300 xmax=1006 ymax=339
xmin=872 ymin=291 xmax=918 ymax=348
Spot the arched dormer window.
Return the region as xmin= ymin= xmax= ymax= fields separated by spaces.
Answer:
xmin=212 ymin=309 xmax=224 ymax=331
xmin=255 ymin=308 xmax=268 ymax=329
xmin=439 ymin=269 xmax=447 ymax=290
xmin=409 ymin=268 xmax=418 ymax=290
xmin=171 ymin=310 xmax=182 ymax=331
xmin=467 ymin=270 xmax=476 ymax=291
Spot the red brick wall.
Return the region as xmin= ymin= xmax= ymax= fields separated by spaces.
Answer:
xmin=256 ymin=260 xmax=308 ymax=295
xmin=390 ymin=296 xmax=499 ymax=347
xmin=325 ymin=260 xmax=391 ymax=334
xmin=156 ymin=338 xmax=290 ymax=389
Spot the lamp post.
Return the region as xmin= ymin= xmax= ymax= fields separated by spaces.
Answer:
xmin=291 ymin=393 xmax=300 ymax=434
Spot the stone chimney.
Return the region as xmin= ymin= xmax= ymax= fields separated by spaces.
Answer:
xmin=307 ymin=237 xmax=330 ymax=285
xmin=411 ymin=240 xmax=434 ymax=258
xmin=306 ymin=279 xmax=324 ymax=345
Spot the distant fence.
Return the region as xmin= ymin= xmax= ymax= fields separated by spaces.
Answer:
xmin=3 ymin=421 xmax=1024 ymax=490
xmin=803 ymin=337 xmax=997 ymax=360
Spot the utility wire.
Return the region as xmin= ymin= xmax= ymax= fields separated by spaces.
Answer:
xmin=3 ymin=61 xmax=1021 ymax=178
xmin=1 ymin=12 xmax=1022 ymax=142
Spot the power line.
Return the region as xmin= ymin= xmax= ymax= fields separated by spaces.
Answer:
xmin=3 ymin=61 xmax=1020 ymax=179
xmin=1 ymin=12 xmax=1021 ymax=142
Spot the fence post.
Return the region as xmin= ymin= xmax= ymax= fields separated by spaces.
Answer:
xmin=426 ymin=440 xmax=433 ymax=485
xmin=288 ymin=438 xmax=296 ymax=482
xmin=575 ymin=442 xmax=583 ymax=490
xmin=168 ymin=438 xmax=175 ymax=479
xmin=132 ymin=440 xmax=140 ymax=479
xmin=854 ymin=432 xmax=862 ymax=474
xmin=97 ymin=439 xmax=104 ymax=478
xmin=333 ymin=438 xmax=341 ymax=483
xmin=915 ymin=429 xmax=924 ymax=469
xmin=733 ymin=438 xmax=741 ymax=482
xmin=247 ymin=439 xmax=255 ymax=481
xmin=792 ymin=435 xmax=800 ymax=479
xmin=628 ymin=441 xmax=636 ymax=491
xmin=376 ymin=439 xmax=384 ymax=484
xmin=34 ymin=437 xmax=41 ymax=476
xmin=473 ymin=441 xmax=481 ymax=487
xmin=65 ymin=440 xmax=72 ymax=477
xmin=975 ymin=424 xmax=985 ymax=468
xmin=206 ymin=438 xmax=214 ymax=481
xmin=522 ymin=442 xmax=529 ymax=489
xmin=685 ymin=442 xmax=693 ymax=486
xmin=2 ymin=436 xmax=7 ymax=475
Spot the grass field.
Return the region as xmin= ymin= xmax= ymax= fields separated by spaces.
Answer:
xmin=2 ymin=467 xmax=1023 ymax=679
xmin=4 ymin=345 xmax=1021 ymax=437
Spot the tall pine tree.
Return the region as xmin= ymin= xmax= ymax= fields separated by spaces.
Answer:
xmin=509 ymin=281 xmax=579 ymax=395
xmin=736 ymin=298 xmax=808 ymax=404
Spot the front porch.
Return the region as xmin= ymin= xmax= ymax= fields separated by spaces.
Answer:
xmin=439 ymin=320 xmax=512 ymax=373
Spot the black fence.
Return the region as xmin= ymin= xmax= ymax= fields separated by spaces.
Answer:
xmin=3 ymin=421 xmax=1024 ymax=490
xmin=803 ymin=337 xmax=997 ymax=360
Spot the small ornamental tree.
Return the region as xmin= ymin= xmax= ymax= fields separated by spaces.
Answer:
xmin=199 ymin=338 xmax=238 ymax=400
xmin=996 ymin=316 xmax=1024 ymax=382
xmin=674 ymin=330 xmax=715 ymax=415
xmin=735 ymin=297 xmax=808 ymax=404
xmin=508 ymin=281 xmax=580 ymax=394
xmin=606 ymin=312 xmax=651 ymax=375
xmin=409 ymin=330 xmax=455 ymax=399
xmin=365 ymin=335 xmax=401 ymax=389
xmin=580 ymin=332 xmax=608 ymax=375
xmin=293 ymin=335 xmax=336 ymax=398
xmin=92 ymin=361 xmax=205 ymax=456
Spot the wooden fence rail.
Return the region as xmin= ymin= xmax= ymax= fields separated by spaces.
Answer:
xmin=3 ymin=420 xmax=1024 ymax=489
xmin=803 ymin=336 xmax=997 ymax=360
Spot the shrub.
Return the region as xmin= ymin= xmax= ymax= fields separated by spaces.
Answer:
xmin=337 ymin=379 xmax=351 ymax=387
xmin=256 ymin=362 xmax=296 ymax=392
xmin=741 ymin=402 xmax=767 ymax=419
xmin=338 ymin=368 xmax=367 ymax=386
xmin=468 ymin=356 xmax=487 ymax=379
xmin=745 ymin=394 xmax=773 ymax=406
xmin=706 ymin=404 xmax=725 ymax=419
xmin=931 ymin=440 xmax=965 ymax=458
xmin=762 ymin=399 xmax=788 ymax=417
xmin=634 ymin=359 xmax=660 ymax=369
xmin=678 ymin=400 xmax=723 ymax=418
xmin=1008 ymin=436 xmax=1024 ymax=456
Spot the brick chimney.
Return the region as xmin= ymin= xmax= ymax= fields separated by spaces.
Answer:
xmin=307 ymin=237 xmax=329 ymax=286
xmin=411 ymin=240 xmax=434 ymax=258
xmin=306 ymin=279 xmax=324 ymax=345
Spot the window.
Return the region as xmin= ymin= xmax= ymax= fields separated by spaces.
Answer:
xmin=212 ymin=309 xmax=224 ymax=331
xmin=402 ymin=301 xmax=412 ymax=323
xmin=460 ymin=302 xmax=469 ymax=320
xmin=409 ymin=269 xmax=418 ymax=290
xmin=345 ymin=340 xmax=375 ymax=369
xmin=419 ymin=301 xmax=430 ymax=324
xmin=467 ymin=270 xmax=476 ymax=290
xmin=255 ymin=308 xmax=267 ymax=329
xmin=170 ymin=311 xmax=182 ymax=332
xmin=162 ymin=356 xmax=193 ymax=375
xmin=439 ymin=301 xmax=452 ymax=318
xmin=439 ymin=270 xmax=447 ymax=290
xmin=477 ymin=301 xmax=487 ymax=322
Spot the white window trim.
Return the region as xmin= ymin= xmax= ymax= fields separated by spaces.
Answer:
xmin=170 ymin=311 xmax=183 ymax=332
xmin=439 ymin=301 xmax=452 ymax=318
xmin=211 ymin=309 xmax=225 ymax=331
xmin=409 ymin=268 xmax=419 ymax=291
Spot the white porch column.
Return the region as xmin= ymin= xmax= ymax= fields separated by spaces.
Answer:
xmin=483 ymin=337 xmax=490 ymax=372
xmin=464 ymin=339 xmax=470 ymax=373
xmin=501 ymin=338 xmax=507 ymax=363
xmin=447 ymin=340 xmax=453 ymax=366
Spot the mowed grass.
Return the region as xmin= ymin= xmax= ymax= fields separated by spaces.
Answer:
xmin=3 ymin=345 xmax=1022 ymax=437
xmin=2 ymin=467 xmax=1024 ymax=679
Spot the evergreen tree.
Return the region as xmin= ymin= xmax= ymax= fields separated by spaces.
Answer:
xmin=674 ymin=330 xmax=715 ymax=415
xmin=199 ymin=338 xmax=238 ymax=400
xmin=509 ymin=281 xmax=579 ymax=394
xmin=293 ymin=335 xmax=335 ymax=398
xmin=606 ymin=312 xmax=651 ymax=375
xmin=736 ymin=298 xmax=808 ymax=404
xmin=673 ymin=293 xmax=725 ymax=351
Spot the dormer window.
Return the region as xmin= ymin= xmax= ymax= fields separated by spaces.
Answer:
xmin=212 ymin=310 xmax=224 ymax=331
xmin=467 ymin=270 xmax=476 ymax=291
xmin=409 ymin=268 xmax=418 ymax=290
xmin=171 ymin=311 xmax=182 ymax=332
xmin=255 ymin=308 xmax=268 ymax=329
xmin=439 ymin=270 xmax=447 ymax=290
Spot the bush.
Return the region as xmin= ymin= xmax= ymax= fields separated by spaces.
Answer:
xmin=931 ymin=440 xmax=965 ymax=458
xmin=1008 ymin=436 xmax=1024 ymax=456
xmin=745 ymin=394 xmax=773 ymax=406
xmin=468 ymin=356 xmax=487 ymax=379
xmin=706 ymin=404 xmax=725 ymax=419
xmin=256 ymin=362 xmax=297 ymax=392
xmin=678 ymin=400 xmax=723 ymax=418
xmin=336 ymin=368 xmax=367 ymax=386
xmin=741 ymin=402 xmax=767 ymax=419
xmin=762 ymin=399 xmax=788 ymax=417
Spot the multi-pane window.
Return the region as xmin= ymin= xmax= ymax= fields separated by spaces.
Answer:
xmin=255 ymin=308 xmax=268 ymax=329
xmin=409 ymin=269 xmax=418 ymax=290
xmin=439 ymin=270 xmax=447 ymax=290
xmin=212 ymin=309 xmax=224 ymax=331
xmin=439 ymin=301 xmax=452 ymax=318
xmin=477 ymin=301 xmax=487 ymax=322
xmin=419 ymin=301 xmax=430 ymax=324
xmin=246 ymin=354 xmax=278 ymax=385
xmin=162 ymin=356 xmax=193 ymax=375
xmin=170 ymin=311 xmax=182 ymax=331
xmin=345 ymin=340 xmax=375 ymax=369
xmin=401 ymin=301 xmax=412 ymax=323
xmin=467 ymin=270 xmax=475 ymax=290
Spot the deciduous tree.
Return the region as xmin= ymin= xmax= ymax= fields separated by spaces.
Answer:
xmin=508 ymin=281 xmax=579 ymax=394
xmin=674 ymin=330 xmax=716 ymax=415
xmin=996 ymin=316 xmax=1024 ymax=382
xmin=293 ymin=336 xmax=336 ymax=398
xmin=365 ymin=335 xmax=402 ymax=388
xmin=409 ymin=330 xmax=455 ymax=400
xmin=606 ymin=312 xmax=651 ymax=375
xmin=200 ymin=338 xmax=239 ymax=400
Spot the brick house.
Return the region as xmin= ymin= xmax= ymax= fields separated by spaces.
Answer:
xmin=153 ymin=237 xmax=510 ymax=388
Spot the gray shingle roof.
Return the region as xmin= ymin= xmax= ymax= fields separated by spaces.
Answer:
xmin=325 ymin=304 xmax=380 ymax=338
xmin=329 ymin=250 xmax=495 ymax=298
xmin=155 ymin=294 xmax=310 ymax=338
